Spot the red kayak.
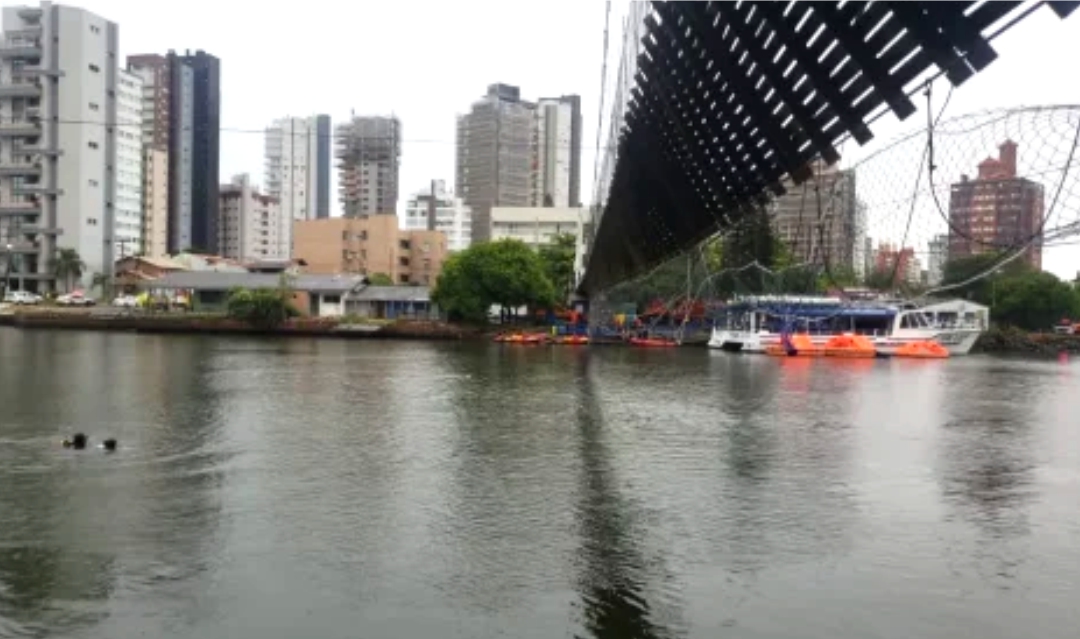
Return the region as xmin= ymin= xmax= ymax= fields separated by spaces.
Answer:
xmin=629 ymin=337 xmax=678 ymax=348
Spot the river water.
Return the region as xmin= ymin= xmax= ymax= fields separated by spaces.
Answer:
xmin=0 ymin=328 xmax=1077 ymax=638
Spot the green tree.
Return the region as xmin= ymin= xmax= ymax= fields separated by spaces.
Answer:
xmin=367 ymin=272 xmax=394 ymax=286
xmin=991 ymin=271 xmax=1080 ymax=330
xmin=226 ymin=287 xmax=299 ymax=328
xmin=225 ymin=274 xmax=299 ymax=328
xmin=940 ymin=252 xmax=1032 ymax=303
xmin=538 ymin=232 xmax=577 ymax=303
xmin=90 ymin=272 xmax=111 ymax=299
xmin=432 ymin=239 xmax=555 ymax=322
xmin=717 ymin=207 xmax=778 ymax=295
xmin=50 ymin=248 xmax=85 ymax=292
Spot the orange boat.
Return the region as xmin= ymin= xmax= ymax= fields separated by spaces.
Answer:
xmin=893 ymin=340 xmax=949 ymax=359
xmin=765 ymin=333 xmax=824 ymax=357
xmin=823 ymin=333 xmax=877 ymax=359
xmin=629 ymin=337 xmax=678 ymax=348
xmin=554 ymin=335 xmax=590 ymax=345
xmin=494 ymin=333 xmax=548 ymax=344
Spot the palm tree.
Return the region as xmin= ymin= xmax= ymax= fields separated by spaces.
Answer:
xmin=90 ymin=272 xmax=111 ymax=299
xmin=50 ymin=248 xmax=86 ymax=293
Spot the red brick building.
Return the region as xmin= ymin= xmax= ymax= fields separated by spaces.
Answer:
xmin=873 ymin=243 xmax=917 ymax=286
xmin=947 ymin=141 xmax=1044 ymax=269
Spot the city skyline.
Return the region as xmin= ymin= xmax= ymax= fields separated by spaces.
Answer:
xmin=3 ymin=1 xmax=1080 ymax=279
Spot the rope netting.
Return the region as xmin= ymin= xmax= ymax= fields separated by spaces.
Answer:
xmin=596 ymin=100 xmax=1080 ymax=333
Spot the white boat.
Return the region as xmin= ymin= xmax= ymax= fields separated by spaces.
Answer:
xmin=707 ymin=296 xmax=984 ymax=356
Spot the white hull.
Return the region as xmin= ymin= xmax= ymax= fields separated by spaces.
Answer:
xmin=708 ymin=327 xmax=981 ymax=356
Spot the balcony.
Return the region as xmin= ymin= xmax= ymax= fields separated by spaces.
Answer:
xmin=16 ymin=143 xmax=61 ymax=156
xmin=0 ymin=241 xmax=40 ymax=255
xmin=6 ymin=25 xmax=41 ymax=39
xmin=13 ymin=184 xmax=61 ymax=196
xmin=0 ymin=162 xmax=41 ymax=177
xmin=16 ymin=7 xmax=43 ymax=20
xmin=0 ymin=82 xmax=42 ymax=98
xmin=16 ymin=65 xmax=62 ymax=78
xmin=20 ymin=224 xmax=61 ymax=236
xmin=0 ymin=202 xmax=39 ymax=217
xmin=0 ymin=120 xmax=40 ymax=138
xmin=0 ymin=43 xmax=42 ymax=60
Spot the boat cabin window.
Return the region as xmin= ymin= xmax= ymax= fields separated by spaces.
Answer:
xmin=899 ymin=312 xmax=931 ymax=329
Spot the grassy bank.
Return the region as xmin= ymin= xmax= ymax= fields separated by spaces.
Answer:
xmin=0 ymin=307 xmax=470 ymax=341
xmin=974 ymin=326 xmax=1080 ymax=355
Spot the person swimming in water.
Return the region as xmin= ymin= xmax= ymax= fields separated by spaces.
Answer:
xmin=62 ymin=433 xmax=88 ymax=450
xmin=102 ymin=438 xmax=117 ymax=452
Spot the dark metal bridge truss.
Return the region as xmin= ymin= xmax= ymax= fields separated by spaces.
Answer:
xmin=582 ymin=0 xmax=1078 ymax=295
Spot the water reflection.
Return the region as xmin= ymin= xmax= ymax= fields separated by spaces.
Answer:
xmin=937 ymin=361 xmax=1044 ymax=587
xmin=709 ymin=357 xmax=862 ymax=589
xmin=571 ymin=354 xmax=682 ymax=639
xmin=2 ymin=331 xmax=1080 ymax=639
xmin=436 ymin=345 xmax=579 ymax=614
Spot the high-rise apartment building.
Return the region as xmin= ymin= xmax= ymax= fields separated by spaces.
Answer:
xmin=769 ymin=160 xmax=858 ymax=274
xmin=926 ymin=233 xmax=948 ymax=286
xmin=218 ymin=174 xmax=286 ymax=261
xmin=0 ymin=3 xmax=119 ymax=291
xmin=265 ymin=116 xmax=332 ymax=255
xmin=128 ymin=49 xmax=220 ymax=255
xmin=873 ymin=243 xmax=918 ymax=287
xmin=141 ymin=146 xmax=168 ymax=256
xmin=115 ymin=69 xmax=144 ymax=259
xmin=402 ymin=180 xmax=472 ymax=252
xmin=126 ymin=53 xmax=170 ymax=257
xmin=456 ymin=84 xmax=536 ymax=242
xmin=948 ymin=140 xmax=1044 ymax=270
xmin=456 ymin=85 xmax=584 ymax=242
xmin=532 ymin=95 xmax=582 ymax=208
xmin=336 ymin=115 xmax=400 ymax=218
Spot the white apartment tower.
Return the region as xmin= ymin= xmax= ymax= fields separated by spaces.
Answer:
xmin=532 ymin=96 xmax=581 ymax=208
xmin=115 ymin=68 xmax=143 ymax=258
xmin=265 ymin=115 xmax=332 ymax=237
xmin=0 ymin=2 xmax=119 ymax=291
xmin=218 ymin=174 xmax=287 ymax=261
xmin=402 ymin=180 xmax=472 ymax=252
xmin=126 ymin=53 xmax=169 ymax=257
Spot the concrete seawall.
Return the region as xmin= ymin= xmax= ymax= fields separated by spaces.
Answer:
xmin=0 ymin=310 xmax=471 ymax=341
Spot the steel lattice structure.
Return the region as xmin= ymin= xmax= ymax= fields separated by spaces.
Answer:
xmin=581 ymin=0 xmax=1078 ymax=295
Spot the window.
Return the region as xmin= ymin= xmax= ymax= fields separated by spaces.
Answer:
xmin=89 ymin=102 xmax=99 ymax=111
xmin=399 ymin=257 xmax=410 ymax=267
xmin=323 ymin=294 xmax=341 ymax=304
xmin=89 ymin=179 xmax=99 ymax=187
xmin=88 ymin=141 xmax=98 ymax=149
xmin=89 ymin=63 xmax=100 ymax=72
xmin=399 ymin=273 xmax=409 ymax=284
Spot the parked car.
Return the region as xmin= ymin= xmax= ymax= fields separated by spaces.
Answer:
xmin=112 ymin=294 xmax=139 ymax=308
xmin=56 ymin=293 xmax=95 ymax=307
xmin=3 ymin=290 xmax=43 ymax=305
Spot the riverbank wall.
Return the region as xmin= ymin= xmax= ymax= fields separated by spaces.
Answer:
xmin=0 ymin=309 xmax=477 ymax=341
xmin=972 ymin=326 xmax=1080 ymax=356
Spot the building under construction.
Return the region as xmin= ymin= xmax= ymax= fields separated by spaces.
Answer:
xmin=336 ymin=115 xmax=401 ymax=217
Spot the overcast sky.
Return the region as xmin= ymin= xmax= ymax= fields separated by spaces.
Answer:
xmin=53 ymin=0 xmax=1080 ymax=278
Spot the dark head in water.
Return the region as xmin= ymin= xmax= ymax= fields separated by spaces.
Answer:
xmin=102 ymin=438 xmax=117 ymax=452
xmin=62 ymin=433 xmax=88 ymax=450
